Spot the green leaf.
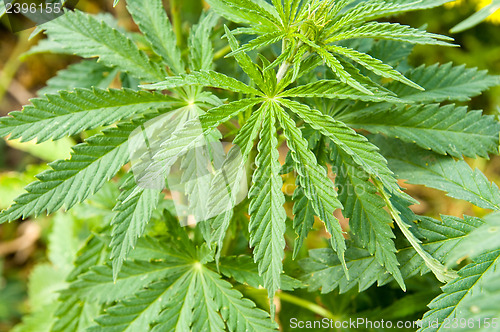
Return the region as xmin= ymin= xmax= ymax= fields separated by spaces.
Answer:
xmin=279 ymin=99 xmax=399 ymax=194
xmin=326 ymin=0 xmax=419 ymax=31
xmin=327 ymin=44 xmax=423 ymax=90
xmin=199 ymin=98 xmax=262 ymax=132
xmin=143 ymin=70 xmax=261 ymax=95
xmin=328 ymin=22 xmax=454 ymax=46
xmin=0 ymin=0 xmax=6 ymax=18
xmin=420 ymin=250 xmax=500 ymax=331
xmin=223 ymin=26 xmax=267 ymax=92
xmin=69 ymin=259 xmax=190 ymax=304
xmin=310 ymin=43 xmax=374 ymax=95
xmin=279 ymin=79 xmax=404 ymax=103
xmin=199 ymin=266 xmax=278 ymax=332
xmin=301 ymin=215 xmax=484 ymax=294
xmin=0 ymin=88 xmax=177 ymax=143
xmin=291 ymin=186 xmax=316 ymax=259
xmin=451 ymin=0 xmax=500 ymax=33
xmin=226 ymin=31 xmax=286 ymax=57
xmin=0 ymin=115 xmax=160 ymax=224
xmin=248 ymin=102 xmax=287 ymax=303
xmin=344 ymin=104 xmax=500 ymax=159
xmin=377 ymin=138 xmax=500 ymax=210
xmin=52 ymin=235 xmax=108 ymax=332
xmin=126 ymin=0 xmax=185 ymax=74
xmin=203 ymin=107 xmax=265 ymax=259
xmin=89 ymin=276 xmax=189 ymax=332
xmin=447 ymin=212 xmax=500 ymax=266
xmin=42 ymin=10 xmax=166 ymax=82
xmin=276 ymin=103 xmax=347 ymax=275
xmin=188 ymin=10 xmax=219 ymax=72
xmin=389 ymin=63 xmax=500 ymax=103
xmin=206 ymin=0 xmax=281 ymax=30
xmin=93 ymin=245 xmax=277 ymax=332
xmin=330 ymin=145 xmax=405 ymax=290
xmin=110 ymin=183 xmax=161 ymax=280
xmin=38 ymin=60 xmax=117 ymax=96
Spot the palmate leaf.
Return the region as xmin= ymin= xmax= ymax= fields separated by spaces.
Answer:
xmin=151 ymin=267 xmax=278 ymax=332
xmin=42 ymin=10 xmax=166 ymax=82
xmin=248 ymin=102 xmax=287 ymax=303
xmin=330 ymin=145 xmax=405 ymax=290
xmin=0 ymin=114 xmax=163 ymax=224
xmin=110 ymin=179 xmax=160 ymax=280
xmin=376 ymin=138 xmax=500 ymax=210
xmin=300 ymin=215 xmax=484 ymax=294
xmin=279 ymin=99 xmax=400 ymax=194
xmin=419 ymin=249 xmax=500 ymax=332
xmin=344 ymin=104 xmax=500 ymax=159
xmin=0 ymin=88 xmax=177 ymax=143
xmin=89 ymin=278 xmax=186 ymax=332
xmin=89 ymin=238 xmax=277 ymax=332
xmin=69 ymin=259 xmax=190 ymax=304
xmin=38 ymin=60 xmax=117 ymax=96
xmin=126 ymin=0 xmax=185 ymax=74
xmin=196 ymin=266 xmax=278 ymax=332
xmin=276 ymin=103 xmax=347 ymax=274
xmin=143 ymin=70 xmax=261 ymax=95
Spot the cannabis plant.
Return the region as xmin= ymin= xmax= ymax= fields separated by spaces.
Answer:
xmin=2 ymin=0 xmax=500 ymax=331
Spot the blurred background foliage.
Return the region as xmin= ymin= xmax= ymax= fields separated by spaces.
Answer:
xmin=0 ymin=0 xmax=499 ymax=331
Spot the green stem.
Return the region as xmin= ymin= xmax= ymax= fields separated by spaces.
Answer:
xmin=170 ymin=0 xmax=183 ymax=48
xmin=276 ymin=61 xmax=291 ymax=83
xmin=214 ymin=45 xmax=232 ymax=60
xmin=275 ymin=37 xmax=291 ymax=83
xmin=277 ymin=292 xmax=340 ymax=321
xmin=0 ymin=30 xmax=32 ymax=102
xmin=373 ymin=179 xmax=458 ymax=284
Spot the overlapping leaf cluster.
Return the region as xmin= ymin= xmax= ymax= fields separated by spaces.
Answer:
xmin=2 ymin=0 xmax=500 ymax=331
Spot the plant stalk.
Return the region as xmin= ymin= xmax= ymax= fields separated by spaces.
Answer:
xmin=170 ymin=0 xmax=183 ymax=48
xmin=276 ymin=292 xmax=340 ymax=321
xmin=276 ymin=61 xmax=291 ymax=83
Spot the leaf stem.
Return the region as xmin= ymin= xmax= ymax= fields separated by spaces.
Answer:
xmin=0 ymin=30 xmax=32 ymax=102
xmin=170 ymin=0 xmax=183 ymax=48
xmin=214 ymin=45 xmax=232 ymax=60
xmin=277 ymin=292 xmax=340 ymax=321
xmin=276 ymin=38 xmax=291 ymax=83
xmin=276 ymin=62 xmax=291 ymax=83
